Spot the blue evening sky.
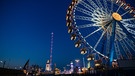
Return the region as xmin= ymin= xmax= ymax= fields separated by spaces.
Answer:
xmin=0 ymin=0 xmax=134 ymax=69
xmin=0 ymin=0 xmax=82 ymax=69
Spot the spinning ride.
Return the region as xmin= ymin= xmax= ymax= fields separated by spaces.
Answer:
xmin=66 ymin=0 xmax=135 ymax=66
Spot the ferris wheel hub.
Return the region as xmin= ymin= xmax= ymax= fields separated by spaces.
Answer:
xmin=112 ymin=13 xmax=122 ymax=21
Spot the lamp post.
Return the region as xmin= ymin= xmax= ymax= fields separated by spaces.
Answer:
xmin=0 ymin=61 xmax=3 ymax=63
xmin=2 ymin=61 xmax=6 ymax=68
xmin=0 ymin=61 xmax=3 ymax=67
xmin=75 ymin=59 xmax=80 ymax=67
xmin=20 ymin=66 xmax=22 ymax=70
xmin=75 ymin=59 xmax=80 ymax=73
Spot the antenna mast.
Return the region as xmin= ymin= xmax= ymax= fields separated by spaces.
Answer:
xmin=50 ymin=32 xmax=53 ymax=71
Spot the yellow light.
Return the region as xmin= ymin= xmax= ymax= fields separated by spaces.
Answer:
xmin=112 ymin=12 xmax=122 ymax=21
xmin=95 ymin=63 xmax=100 ymax=67
xmin=87 ymin=58 xmax=91 ymax=61
xmin=23 ymin=70 xmax=27 ymax=74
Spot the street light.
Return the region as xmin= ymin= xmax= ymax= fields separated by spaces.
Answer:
xmin=0 ymin=61 xmax=3 ymax=63
xmin=0 ymin=61 xmax=3 ymax=67
xmin=0 ymin=61 xmax=6 ymax=68
xmin=75 ymin=59 xmax=80 ymax=67
xmin=20 ymin=66 xmax=22 ymax=70
xmin=75 ymin=59 xmax=80 ymax=63
xmin=15 ymin=67 xmax=17 ymax=69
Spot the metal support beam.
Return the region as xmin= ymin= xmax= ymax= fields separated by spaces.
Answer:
xmin=109 ymin=20 xmax=116 ymax=66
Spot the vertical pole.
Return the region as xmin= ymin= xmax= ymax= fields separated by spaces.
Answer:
xmin=50 ymin=32 xmax=53 ymax=71
xmin=83 ymin=57 xmax=85 ymax=68
xmin=3 ymin=61 xmax=6 ymax=68
xmin=109 ymin=20 xmax=116 ymax=66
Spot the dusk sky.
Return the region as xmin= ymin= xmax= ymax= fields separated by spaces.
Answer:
xmin=0 ymin=0 xmax=134 ymax=70
xmin=0 ymin=0 xmax=83 ymax=69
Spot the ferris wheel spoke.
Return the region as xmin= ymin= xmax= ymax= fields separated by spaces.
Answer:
xmin=106 ymin=30 xmax=111 ymax=55
xmin=115 ymin=34 xmax=124 ymax=59
xmin=119 ymin=40 xmax=131 ymax=59
xmin=114 ymin=41 xmax=122 ymax=59
xmin=116 ymin=29 xmax=127 ymax=37
xmin=84 ymin=27 xmax=102 ymax=39
xmin=127 ymin=28 xmax=135 ymax=36
xmin=91 ymin=18 xmax=102 ymax=23
xmin=94 ymin=31 xmax=106 ymax=50
xmin=116 ymin=4 xmax=122 ymax=13
xmin=77 ymin=23 xmax=99 ymax=29
xmin=103 ymin=0 xmax=109 ymax=13
xmin=116 ymin=26 xmax=123 ymax=32
xmin=75 ymin=15 xmax=91 ymax=21
xmin=128 ymin=24 xmax=135 ymax=28
xmin=117 ymin=30 xmax=127 ymax=41
xmin=124 ymin=38 xmax=135 ymax=52
xmin=121 ymin=22 xmax=135 ymax=28
xmin=79 ymin=1 xmax=94 ymax=12
xmin=115 ymin=33 xmax=120 ymax=41
xmin=122 ymin=18 xmax=135 ymax=22
xmin=126 ymin=37 xmax=135 ymax=47
xmin=110 ymin=0 xmax=114 ymax=13
xmin=117 ymin=31 xmax=134 ymax=58
xmin=91 ymin=14 xmax=112 ymax=24
xmin=116 ymin=23 xmax=123 ymax=29
xmin=96 ymin=0 xmax=104 ymax=9
xmin=103 ymin=0 xmax=107 ymax=8
xmin=92 ymin=17 xmax=110 ymax=22
xmin=75 ymin=7 xmax=92 ymax=16
xmin=87 ymin=0 xmax=99 ymax=9
xmin=92 ymin=12 xmax=110 ymax=20
xmin=120 ymin=23 xmax=135 ymax=35
xmin=133 ymin=36 xmax=135 ymax=39
xmin=122 ymin=39 xmax=133 ymax=59
xmin=117 ymin=21 xmax=135 ymax=42
xmin=126 ymin=24 xmax=135 ymax=28
xmin=94 ymin=25 xmax=110 ymax=50
xmin=122 ymin=38 xmax=132 ymax=56
xmin=121 ymin=10 xmax=130 ymax=17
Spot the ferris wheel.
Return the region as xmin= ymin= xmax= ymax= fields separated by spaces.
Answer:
xmin=66 ymin=0 xmax=135 ymax=64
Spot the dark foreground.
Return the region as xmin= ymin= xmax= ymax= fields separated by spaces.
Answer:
xmin=0 ymin=68 xmax=135 ymax=76
xmin=0 ymin=68 xmax=25 ymax=76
